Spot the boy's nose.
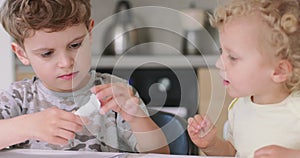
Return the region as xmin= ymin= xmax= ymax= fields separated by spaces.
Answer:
xmin=57 ymin=53 xmax=74 ymax=68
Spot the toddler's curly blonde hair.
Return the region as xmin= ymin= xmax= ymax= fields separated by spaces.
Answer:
xmin=210 ymin=0 xmax=300 ymax=92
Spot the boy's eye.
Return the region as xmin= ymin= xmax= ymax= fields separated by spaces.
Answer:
xmin=69 ymin=42 xmax=82 ymax=49
xmin=41 ymin=51 xmax=53 ymax=57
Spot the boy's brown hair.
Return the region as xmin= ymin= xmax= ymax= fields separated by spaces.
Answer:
xmin=0 ymin=0 xmax=91 ymax=48
xmin=210 ymin=0 xmax=300 ymax=92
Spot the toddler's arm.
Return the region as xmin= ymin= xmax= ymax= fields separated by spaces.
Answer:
xmin=0 ymin=107 xmax=84 ymax=150
xmin=254 ymin=145 xmax=300 ymax=158
xmin=187 ymin=114 xmax=236 ymax=156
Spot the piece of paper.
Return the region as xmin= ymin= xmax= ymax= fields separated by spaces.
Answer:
xmin=74 ymin=94 xmax=101 ymax=117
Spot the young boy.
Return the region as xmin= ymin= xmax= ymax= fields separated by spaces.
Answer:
xmin=0 ymin=0 xmax=169 ymax=154
xmin=187 ymin=0 xmax=300 ymax=157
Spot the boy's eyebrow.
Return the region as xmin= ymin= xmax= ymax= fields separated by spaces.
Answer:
xmin=31 ymin=34 xmax=87 ymax=52
xmin=70 ymin=34 xmax=88 ymax=43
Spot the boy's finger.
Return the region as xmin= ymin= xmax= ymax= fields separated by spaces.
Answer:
xmin=49 ymin=136 xmax=69 ymax=145
xmin=58 ymin=120 xmax=83 ymax=133
xmin=59 ymin=111 xmax=85 ymax=125
xmin=100 ymin=96 xmax=126 ymax=114
xmin=56 ymin=128 xmax=76 ymax=140
xmin=90 ymin=83 xmax=113 ymax=93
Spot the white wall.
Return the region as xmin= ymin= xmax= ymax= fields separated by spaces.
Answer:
xmin=0 ymin=0 xmax=14 ymax=89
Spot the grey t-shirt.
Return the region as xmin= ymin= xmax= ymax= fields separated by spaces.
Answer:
xmin=0 ymin=70 xmax=148 ymax=152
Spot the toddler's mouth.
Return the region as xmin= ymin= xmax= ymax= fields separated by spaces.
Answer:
xmin=223 ymin=79 xmax=230 ymax=86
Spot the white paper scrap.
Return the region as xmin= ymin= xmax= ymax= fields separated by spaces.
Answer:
xmin=74 ymin=94 xmax=101 ymax=117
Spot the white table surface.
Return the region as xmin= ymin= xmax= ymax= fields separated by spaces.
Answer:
xmin=0 ymin=149 xmax=234 ymax=158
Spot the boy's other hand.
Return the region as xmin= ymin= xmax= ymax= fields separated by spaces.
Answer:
xmin=27 ymin=107 xmax=84 ymax=145
xmin=187 ymin=114 xmax=217 ymax=149
xmin=91 ymin=83 xmax=146 ymax=122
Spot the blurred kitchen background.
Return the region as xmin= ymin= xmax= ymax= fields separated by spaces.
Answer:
xmin=91 ymin=0 xmax=220 ymax=56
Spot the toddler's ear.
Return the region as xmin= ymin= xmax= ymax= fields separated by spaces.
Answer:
xmin=11 ymin=43 xmax=30 ymax=65
xmin=272 ymin=59 xmax=292 ymax=83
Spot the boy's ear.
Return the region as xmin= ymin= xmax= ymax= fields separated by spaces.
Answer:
xmin=88 ymin=20 xmax=94 ymax=42
xmin=272 ymin=59 xmax=292 ymax=83
xmin=11 ymin=43 xmax=30 ymax=65
xmin=88 ymin=20 xmax=94 ymax=33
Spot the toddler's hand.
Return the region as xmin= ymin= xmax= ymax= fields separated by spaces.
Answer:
xmin=91 ymin=83 xmax=146 ymax=122
xmin=28 ymin=107 xmax=84 ymax=145
xmin=254 ymin=145 xmax=300 ymax=158
xmin=187 ymin=114 xmax=217 ymax=149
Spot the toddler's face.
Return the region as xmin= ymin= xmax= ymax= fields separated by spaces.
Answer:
xmin=215 ymin=14 xmax=278 ymax=100
xmin=18 ymin=22 xmax=93 ymax=92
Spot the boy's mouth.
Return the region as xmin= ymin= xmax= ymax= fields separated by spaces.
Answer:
xmin=58 ymin=72 xmax=79 ymax=80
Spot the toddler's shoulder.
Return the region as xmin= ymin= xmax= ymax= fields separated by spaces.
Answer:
xmin=286 ymin=91 xmax=300 ymax=118
xmin=228 ymin=97 xmax=251 ymax=112
xmin=228 ymin=98 xmax=239 ymax=111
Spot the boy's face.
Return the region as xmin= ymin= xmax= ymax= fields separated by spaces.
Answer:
xmin=14 ymin=22 xmax=94 ymax=92
xmin=215 ymin=14 xmax=280 ymax=101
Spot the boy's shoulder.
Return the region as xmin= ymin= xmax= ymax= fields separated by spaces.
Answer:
xmin=8 ymin=76 xmax=37 ymax=92
xmin=0 ymin=77 xmax=38 ymax=104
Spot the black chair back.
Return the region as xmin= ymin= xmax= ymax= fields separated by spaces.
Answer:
xmin=148 ymin=109 xmax=198 ymax=155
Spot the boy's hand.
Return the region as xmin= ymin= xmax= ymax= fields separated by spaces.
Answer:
xmin=91 ymin=83 xmax=146 ymax=122
xmin=254 ymin=145 xmax=300 ymax=158
xmin=187 ymin=114 xmax=217 ymax=149
xmin=28 ymin=107 xmax=84 ymax=145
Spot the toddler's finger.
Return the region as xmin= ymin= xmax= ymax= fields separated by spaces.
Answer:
xmin=188 ymin=124 xmax=200 ymax=134
xmin=187 ymin=117 xmax=194 ymax=124
xmin=188 ymin=117 xmax=203 ymax=130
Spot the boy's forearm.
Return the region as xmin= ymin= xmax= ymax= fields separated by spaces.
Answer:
xmin=129 ymin=117 xmax=170 ymax=154
xmin=201 ymin=137 xmax=236 ymax=156
xmin=0 ymin=115 xmax=31 ymax=150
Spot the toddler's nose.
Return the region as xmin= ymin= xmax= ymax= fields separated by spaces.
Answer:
xmin=215 ymin=56 xmax=224 ymax=70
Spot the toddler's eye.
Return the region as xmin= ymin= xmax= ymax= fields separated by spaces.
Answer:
xmin=228 ymin=55 xmax=238 ymax=61
xmin=69 ymin=42 xmax=82 ymax=49
xmin=219 ymin=48 xmax=223 ymax=54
